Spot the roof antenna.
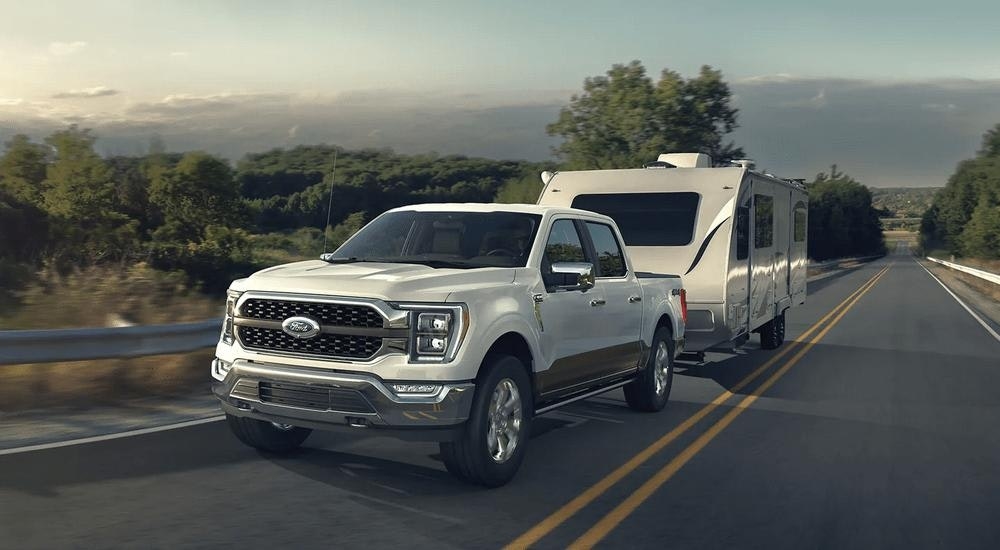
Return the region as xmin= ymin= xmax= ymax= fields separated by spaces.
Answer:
xmin=322 ymin=149 xmax=339 ymax=255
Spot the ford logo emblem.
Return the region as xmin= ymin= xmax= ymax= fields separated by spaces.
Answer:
xmin=281 ymin=316 xmax=321 ymax=339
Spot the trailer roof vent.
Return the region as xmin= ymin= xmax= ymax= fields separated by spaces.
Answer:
xmin=656 ymin=153 xmax=712 ymax=168
xmin=730 ymin=159 xmax=756 ymax=170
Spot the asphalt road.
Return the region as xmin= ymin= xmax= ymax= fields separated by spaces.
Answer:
xmin=2 ymin=252 xmax=999 ymax=549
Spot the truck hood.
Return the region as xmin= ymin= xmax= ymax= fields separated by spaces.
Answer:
xmin=236 ymin=260 xmax=516 ymax=302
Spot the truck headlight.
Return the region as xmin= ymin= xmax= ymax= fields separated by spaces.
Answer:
xmin=221 ymin=289 xmax=242 ymax=345
xmin=394 ymin=304 xmax=468 ymax=363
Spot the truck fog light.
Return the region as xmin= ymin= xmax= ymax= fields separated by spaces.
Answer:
xmin=390 ymin=383 xmax=441 ymax=395
xmin=417 ymin=336 xmax=448 ymax=354
xmin=417 ymin=312 xmax=452 ymax=333
xmin=213 ymin=357 xmax=232 ymax=377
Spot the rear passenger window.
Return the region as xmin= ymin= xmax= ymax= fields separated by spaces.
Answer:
xmin=544 ymin=219 xmax=586 ymax=264
xmin=754 ymin=194 xmax=773 ymax=249
xmin=585 ymin=222 xmax=627 ymax=277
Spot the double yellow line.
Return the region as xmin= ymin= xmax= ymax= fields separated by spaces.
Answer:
xmin=507 ymin=264 xmax=891 ymax=549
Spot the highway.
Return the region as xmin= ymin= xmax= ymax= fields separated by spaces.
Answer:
xmin=2 ymin=251 xmax=999 ymax=549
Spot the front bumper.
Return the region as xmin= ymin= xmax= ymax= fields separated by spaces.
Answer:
xmin=213 ymin=360 xmax=475 ymax=441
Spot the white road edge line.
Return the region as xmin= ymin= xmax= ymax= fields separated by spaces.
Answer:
xmin=0 ymin=415 xmax=225 ymax=456
xmin=917 ymin=258 xmax=1000 ymax=343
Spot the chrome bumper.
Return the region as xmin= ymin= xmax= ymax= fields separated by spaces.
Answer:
xmin=213 ymin=360 xmax=475 ymax=440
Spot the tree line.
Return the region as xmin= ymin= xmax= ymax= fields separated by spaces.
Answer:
xmin=920 ymin=125 xmax=1000 ymax=259
xmin=2 ymin=60 xmax=888 ymax=306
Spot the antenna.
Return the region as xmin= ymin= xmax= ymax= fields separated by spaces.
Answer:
xmin=322 ymin=150 xmax=339 ymax=254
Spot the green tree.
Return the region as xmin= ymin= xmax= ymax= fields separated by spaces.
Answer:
xmin=807 ymin=165 xmax=886 ymax=260
xmin=495 ymin=174 xmax=543 ymax=204
xmin=547 ymin=61 xmax=744 ymax=170
xmin=325 ymin=211 xmax=368 ymax=250
xmin=149 ymin=151 xmax=244 ymax=242
xmin=0 ymin=134 xmax=51 ymax=205
xmin=921 ymin=123 xmax=1000 ymax=256
xmin=41 ymin=126 xmax=139 ymax=264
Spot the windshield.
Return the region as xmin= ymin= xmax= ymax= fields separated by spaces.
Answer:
xmin=330 ymin=210 xmax=541 ymax=268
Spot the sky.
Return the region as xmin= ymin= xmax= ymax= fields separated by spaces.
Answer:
xmin=2 ymin=0 xmax=1000 ymax=186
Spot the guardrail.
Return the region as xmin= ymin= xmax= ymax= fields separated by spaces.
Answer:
xmin=0 ymin=319 xmax=221 ymax=365
xmin=1 ymin=255 xmax=883 ymax=365
xmin=926 ymin=257 xmax=1000 ymax=285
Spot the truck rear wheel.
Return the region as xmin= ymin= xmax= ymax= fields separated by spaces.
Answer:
xmin=226 ymin=414 xmax=312 ymax=453
xmin=759 ymin=311 xmax=786 ymax=350
xmin=624 ymin=326 xmax=674 ymax=412
xmin=440 ymin=354 xmax=532 ymax=488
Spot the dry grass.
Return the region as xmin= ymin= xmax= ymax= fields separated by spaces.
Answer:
xmin=0 ymin=349 xmax=213 ymax=412
xmin=1 ymin=263 xmax=221 ymax=329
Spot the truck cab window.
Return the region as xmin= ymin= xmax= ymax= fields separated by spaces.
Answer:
xmin=585 ymin=222 xmax=627 ymax=277
xmin=544 ymin=219 xmax=587 ymax=265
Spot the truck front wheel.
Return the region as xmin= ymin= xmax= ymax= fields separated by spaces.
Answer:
xmin=624 ymin=326 xmax=675 ymax=412
xmin=440 ymin=354 xmax=533 ymax=488
xmin=226 ymin=414 xmax=312 ymax=453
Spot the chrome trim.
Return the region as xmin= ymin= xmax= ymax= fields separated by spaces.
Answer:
xmin=534 ymin=379 xmax=632 ymax=414
xmin=216 ymin=360 xmax=477 ymax=429
xmin=233 ymin=292 xmax=410 ymax=363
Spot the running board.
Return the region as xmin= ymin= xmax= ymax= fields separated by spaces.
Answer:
xmin=534 ymin=379 xmax=632 ymax=415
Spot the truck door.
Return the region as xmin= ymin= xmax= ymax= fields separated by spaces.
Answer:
xmin=750 ymin=187 xmax=776 ymax=331
xmin=582 ymin=221 xmax=643 ymax=379
xmin=535 ymin=218 xmax=607 ymax=397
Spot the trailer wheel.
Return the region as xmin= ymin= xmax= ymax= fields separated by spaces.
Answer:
xmin=624 ymin=327 xmax=674 ymax=412
xmin=759 ymin=311 xmax=786 ymax=350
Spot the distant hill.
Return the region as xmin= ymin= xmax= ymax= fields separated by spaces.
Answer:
xmin=870 ymin=187 xmax=940 ymax=218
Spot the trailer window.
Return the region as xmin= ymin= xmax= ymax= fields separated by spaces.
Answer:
xmin=736 ymin=205 xmax=750 ymax=260
xmin=571 ymin=192 xmax=700 ymax=246
xmin=754 ymin=194 xmax=773 ymax=248
xmin=585 ymin=222 xmax=627 ymax=277
xmin=793 ymin=201 xmax=807 ymax=242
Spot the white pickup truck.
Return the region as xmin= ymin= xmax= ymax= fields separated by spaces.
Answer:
xmin=212 ymin=203 xmax=687 ymax=486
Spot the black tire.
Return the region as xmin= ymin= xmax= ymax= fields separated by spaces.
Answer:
xmin=439 ymin=354 xmax=533 ymax=488
xmin=226 ymin=414 xmax=312 ymax=453
xmin=759 ymin=311 xmax=786 ymax=350
xmin=624 ymin=326 xmax=675 ymax=412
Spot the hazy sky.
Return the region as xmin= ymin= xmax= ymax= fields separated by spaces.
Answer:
xmin=2 ymin=0 xmax=1000 ymax=186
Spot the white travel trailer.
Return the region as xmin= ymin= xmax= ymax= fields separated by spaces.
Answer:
xmin=537 ymin=153 xmax=808 ymax=353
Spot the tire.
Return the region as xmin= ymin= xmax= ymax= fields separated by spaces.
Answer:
xmin=439 ymin=354 xmax=533 ymax=488
xmin=624 ymin=326 xmax=675 ymax=412
xmin=226 ymin=414 xmax=312 ymax=453
xmin=759 ymin=311 xmax=786 ymax=350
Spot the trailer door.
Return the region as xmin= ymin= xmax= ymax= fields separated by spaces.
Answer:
xmin=749 ymin=187 xmax=776 ymax=331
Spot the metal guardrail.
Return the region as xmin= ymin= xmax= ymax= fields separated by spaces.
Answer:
xmin=0 ymin=319 xmax=221 ymax=365
xmin=0 ymin=255 xmax=884 ymax=365
xmin=926 ymin=257 xmax=1000 ymax=285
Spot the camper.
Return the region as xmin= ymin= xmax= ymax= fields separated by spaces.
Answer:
xmin=537 ymin=153 xmax=808 ymax=353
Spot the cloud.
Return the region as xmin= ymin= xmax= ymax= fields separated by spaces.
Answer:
xmin=51 ymin=86 xmax=120 ymax=99
xmin=921 ymin=103 xmax=958 ymax=113
xmin=779 ymin=88 xmax=828 ymax=109
xmin=0 ymin=97 xmax=24 ymax=106
xmin=169 ymin=51 xmax=189 ymax=57
xmin=48 ymin=41 xmax=88 ymax=55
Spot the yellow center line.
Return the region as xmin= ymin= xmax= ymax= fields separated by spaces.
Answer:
xmin=567 ymin=265 xmax=891 ymax=549
xmin=505 ymin=264 xmax=889 ymax=550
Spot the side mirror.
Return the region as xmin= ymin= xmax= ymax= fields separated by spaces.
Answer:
xmin=547 ymin=262 xmax=595 ymax=292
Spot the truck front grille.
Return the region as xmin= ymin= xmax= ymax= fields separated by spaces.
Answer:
xmin=258 ymin=381 xmax=375 ymax=413
xmin=237 ymin=326 xmax=382 ymax=359
xmin=240 ymin=298 xmax=383 ymax=328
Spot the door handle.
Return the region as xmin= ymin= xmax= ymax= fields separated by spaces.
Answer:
xmin=628 ymin=295 xmax=642 ymax=303
xmin=590 ymin=299 xmax=606 ymax=307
